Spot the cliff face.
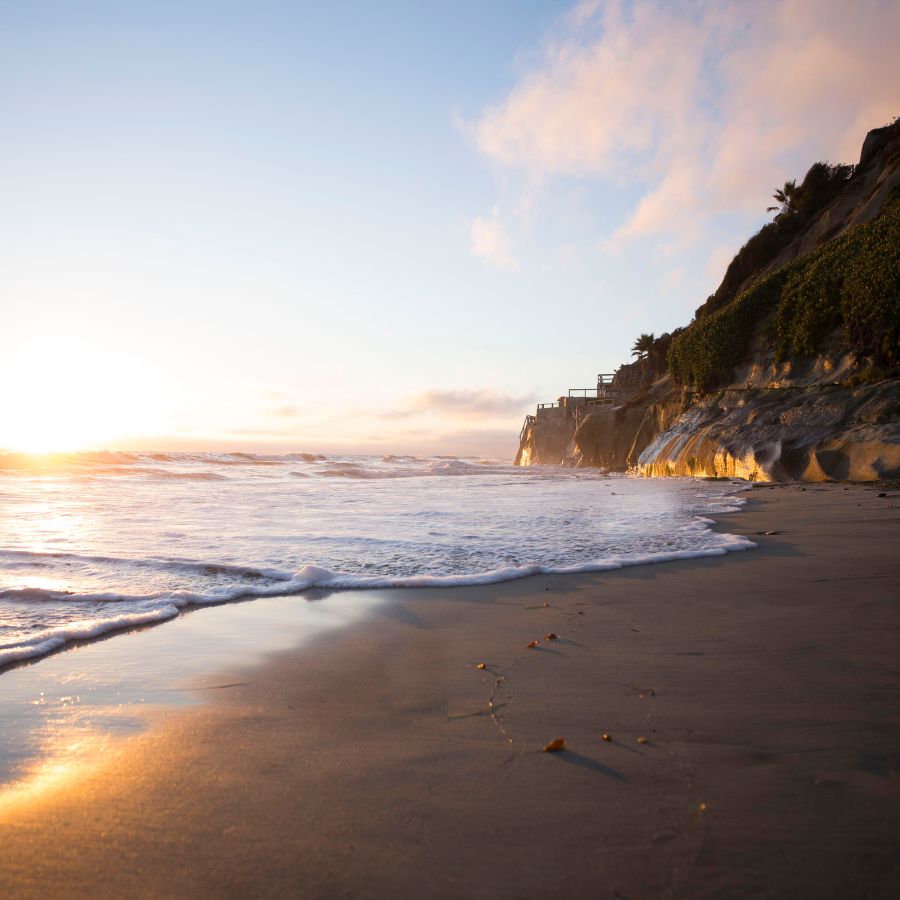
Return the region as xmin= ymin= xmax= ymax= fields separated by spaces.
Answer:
xmin=573 ymin=377 xmax=686 ymax=470
xmin=522 ymin=362 xmax=900 ymax=482
xmin=636 ymin=380 xmax=900 ymax=481
xmin=515 ymin=410 xmax=575 ymax=466
xmin=516 ymin=121 xmax=900 ymax=481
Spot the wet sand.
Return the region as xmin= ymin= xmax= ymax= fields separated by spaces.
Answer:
xmin=1 ymin=483 xmax=899 ymax=898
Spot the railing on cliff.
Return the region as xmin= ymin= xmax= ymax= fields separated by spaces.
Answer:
xmin=567 ymin=374 xmax=619 ymax=398
xmin=524 ymin=369 xmax=636 ymax=443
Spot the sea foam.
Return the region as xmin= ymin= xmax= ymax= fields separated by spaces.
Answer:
xmin=0 ymin=452 xmax=753 ymax=669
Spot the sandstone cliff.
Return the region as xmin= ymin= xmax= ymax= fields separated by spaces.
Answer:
xmin=516 ymin=120 xmax=900 ymax=482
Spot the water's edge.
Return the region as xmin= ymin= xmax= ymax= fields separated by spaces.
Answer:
xmin=0 ymin=487 xmax=754 ymax=675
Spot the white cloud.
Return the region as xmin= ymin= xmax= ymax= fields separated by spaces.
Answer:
xmin=469 ymin=207 xmax=518 ymax=269
xmin=473 ymin=0 xmax=900 ymax=248
xmin=396 ymin=387 xmax=536 ymax=420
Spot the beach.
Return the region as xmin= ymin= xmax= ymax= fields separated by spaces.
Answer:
xmin=1 ymin=482 xmax=898 ymax=898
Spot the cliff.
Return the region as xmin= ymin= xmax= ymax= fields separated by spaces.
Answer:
xmin=516 ymin=120 xmax=900 ymax=482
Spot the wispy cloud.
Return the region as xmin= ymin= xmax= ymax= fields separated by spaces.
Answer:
xmin=469 ymin=207 xmax=519 ymax=269
xmin=660 ymin=266 xmax=686 ymax=294
xmin=473 ymin=0 xmax=900 ymax=249
xmin=390 ymin=387 xmax=536 ymax=420
xmin=269 ymin=404 xmax=301 ymax=418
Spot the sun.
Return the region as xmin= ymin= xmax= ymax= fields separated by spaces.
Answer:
xmin=1 ymin=337 xmax=164 ymax=453
xmin=3 ymin=405 xmax=97 ymax=454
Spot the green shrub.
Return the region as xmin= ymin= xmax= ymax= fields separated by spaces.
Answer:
xmin=670 ymin=188 xmax=900 ymax=389
xmin=774 ymin=191 xmax=899 ymax=363
xmin=698 ymin=161 xmax=854 ymax=319
xmin=773 ymin=239 xmax=845 ymax=358
xmin=668 ymin=270 xmax=787 ymax=389
xmin=840 ymin=203 xmax=900 ymax=364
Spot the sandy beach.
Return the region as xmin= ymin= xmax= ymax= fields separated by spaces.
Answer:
xmin=1 ymin=483 xmax=898 ymax=899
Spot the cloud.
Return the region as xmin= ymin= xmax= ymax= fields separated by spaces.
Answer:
xmin=473 ymin=0 xmax=900 ymax=247
xmin=469 ymin=208 xmax=518 ymax=269
xmin=392 ymin=388 xmax=536 ymax=420
xmin=660 ymin=266 xmax=686 ymax=294
xmin=269 ymin=404 xmax=301 ymax=418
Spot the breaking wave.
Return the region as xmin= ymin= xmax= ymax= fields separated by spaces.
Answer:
xmin=0 ymin=451 xmax=753 ymax=670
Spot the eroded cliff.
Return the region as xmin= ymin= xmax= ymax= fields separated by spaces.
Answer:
xmin=636 ymin=380 xmax=900 ymax=481
xmin=516 ymin=120 xmax=900 ymax=482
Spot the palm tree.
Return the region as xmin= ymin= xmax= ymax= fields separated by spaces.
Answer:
xmin=631 ymin=333 xmax=655 ymax=360
xmin=767 ymin=179 xmax=798 ymax=218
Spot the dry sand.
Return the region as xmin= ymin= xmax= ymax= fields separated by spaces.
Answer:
xmin=1 ymin=483 xmax=899 ymax=898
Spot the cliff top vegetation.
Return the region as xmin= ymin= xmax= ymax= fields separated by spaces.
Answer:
xmin=616 ymin=118 xmax=900 ymax=393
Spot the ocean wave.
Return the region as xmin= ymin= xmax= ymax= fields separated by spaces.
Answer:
xmin=319 ymin=466 xmax=389 ymax=479
xmin=0 ymin=528 xmax=756 ymax=669
xmin=0 ymin=467 xmax=755 ymax=673
xmin=4 ymin=533 xmax=755 ymax=605
xmin=0 ymin=604 xmax=183 ymax=668
xmin=0 ymin=549 xmax=294 ymax=582
xmin=198 ymin=455 xmax=262 ymax=466
xmin=147 ymin=470 xmax=227 ymax=481
xmin=0 ymin=450 xmax=555 ymax=481
xmin=220 ymin=452 xmax=284 ymax=466
xmin=315 ymin=458 xmax=530 ymax=480
xmin=1 ymin=536 xmax=757 ymax=610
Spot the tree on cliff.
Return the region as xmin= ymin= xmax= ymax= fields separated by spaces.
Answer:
xmin=631 ymin=333 xmax=656 ymax=360
xmin=767 ymin=179 xmax=798 ymax=218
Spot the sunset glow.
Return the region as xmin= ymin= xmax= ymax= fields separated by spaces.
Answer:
xmin=1 ymin=3 xmax=898 ymax=895
xmin=2 ymin=1 xmax=895 ymax=456
xmin=2 ymin=338 xmax=164 ymax=453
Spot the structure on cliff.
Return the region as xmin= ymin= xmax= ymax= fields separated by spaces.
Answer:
xmin=516 ymin=120 xmax=900 ymax=482
xmin=515 ymin=372 xmax=637 ymax=466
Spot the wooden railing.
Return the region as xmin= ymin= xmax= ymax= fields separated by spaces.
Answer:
xmin=568 ymin=374 xmax=620 ymax=398
xmin=526 ymin=371 xmax=631 ymax=437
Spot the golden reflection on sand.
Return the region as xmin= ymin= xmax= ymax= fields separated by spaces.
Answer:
xmin=0 ymin=717 xmax=129 ymax=816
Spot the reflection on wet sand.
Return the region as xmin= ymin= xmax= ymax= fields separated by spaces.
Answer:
xmin=0 ymin=720 xmax=121 ymax=815
xmin=0 ymin=591 xmax=382 ymax=798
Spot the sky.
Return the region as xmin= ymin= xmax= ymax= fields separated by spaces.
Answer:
xmin=2 ymin=0 xmax=898 ymax=457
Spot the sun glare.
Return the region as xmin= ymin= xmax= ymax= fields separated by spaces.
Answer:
xmin=1 ymin=339 xmax=164 ymax=453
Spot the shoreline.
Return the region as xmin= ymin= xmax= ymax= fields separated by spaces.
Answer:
xmin=0 ymin=476 xmax=752 ymax=675
xmin=1 ymin=483 xmax=898 ymax=897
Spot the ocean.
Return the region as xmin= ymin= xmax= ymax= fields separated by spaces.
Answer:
xmin=0 ymin=450 xmax=754 ymax=670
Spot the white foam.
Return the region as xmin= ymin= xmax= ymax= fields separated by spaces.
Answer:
xmin=0 ymin=603 xmax=182 ymax=668
xmin=0 ymin=528 xmax=756 ymax=609
xmin=0 ymin=456 xmax=758 ymax=670
xmin=0 ymin=549 xmax=295 ymax=582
